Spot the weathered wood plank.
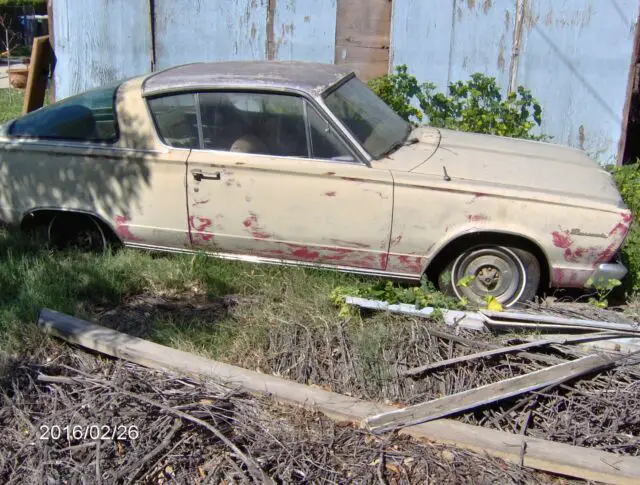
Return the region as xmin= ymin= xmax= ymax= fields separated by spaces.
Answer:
xmin=22 ymin=36 xmax=51 ymax=114
xmin=482 ymin=310 xmax=640 ymax=334
xmin=401 ymin=332 xmax=621 ymax=377
xmin=38 ymin=308 xmax=640 ymax=485
xmin=334 ymin=0 xmax=391 ymax=80
xmin=365 ymin=354 xmax=614 ymax=433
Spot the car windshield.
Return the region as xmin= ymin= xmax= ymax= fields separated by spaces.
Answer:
xmin=324 ymin=76 xmax=410 ymax=159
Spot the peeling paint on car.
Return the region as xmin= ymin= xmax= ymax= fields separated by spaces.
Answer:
xmin=243 ymin=212 xmax=272 ymax=239
xmin=324 ymin=191 xmax=337 ymax=197
xmin=114 ymin=216 xmax=142 ymax=242
xmin=189 ymin=216 xmax=214 ymax=243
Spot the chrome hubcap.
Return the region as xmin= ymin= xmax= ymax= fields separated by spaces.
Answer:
xmin=451 ymin=247 xmax=526 ymax=307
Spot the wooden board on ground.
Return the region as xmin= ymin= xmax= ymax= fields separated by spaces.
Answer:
xmin=334 ymin=0 xmax=391 ymax=81
xmin=38 ymin=308 xmax=640 ymax=485
xmin=366 ymin=354 xmax=614 ymax=433
xmin=482 ymin=309 xmax=640 ymax=334
xmin=401 ymin=332 xmax=622 ymax=377
xmin=22 ymin=36 xmax=51 ymax=114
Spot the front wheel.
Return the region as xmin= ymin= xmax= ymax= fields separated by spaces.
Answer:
xmin=438 ymin=245 xmax=540 ymax=308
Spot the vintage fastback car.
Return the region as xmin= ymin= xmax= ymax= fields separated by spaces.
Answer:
xmin=0 ymin=61 xmax=632 ymax=306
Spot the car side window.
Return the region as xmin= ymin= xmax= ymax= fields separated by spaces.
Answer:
xmin=305 ymin=102 xmax=353 ymax=161
xmin=198 ymin=92 xmax=308 ymax=157
xmin=148 ymin=94 xmax=199 ymax=149
xmin=9 ymin=82 xmax=120 ymax=142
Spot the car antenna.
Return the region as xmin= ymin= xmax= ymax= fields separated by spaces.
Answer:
xmin=443 ymin=165 xmax=451 ymax=182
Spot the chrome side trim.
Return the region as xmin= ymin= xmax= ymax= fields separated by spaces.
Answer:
xmin=124 ymin=242 xmax=420 ymax=280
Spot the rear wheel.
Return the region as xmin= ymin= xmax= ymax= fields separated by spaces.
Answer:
xmin=438 ymin=245 xmax=540 ymax=307
xmin=47 ymin=213 xmax=107 ymax=253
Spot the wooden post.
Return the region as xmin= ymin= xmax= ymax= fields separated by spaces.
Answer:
xmin=47 ymin=0 xmax=55 ymax=102
xmin=22 ymin=35 xmax=52 ymax=114
xmin=334 ymin=0 xmax=392 ymax=81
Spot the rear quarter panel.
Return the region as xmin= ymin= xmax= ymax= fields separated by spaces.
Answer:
xmin=0 ymin=78 xmax=190 ymax=248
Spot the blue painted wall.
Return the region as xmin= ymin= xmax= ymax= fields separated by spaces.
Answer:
xmin=518 ymin=0 xmax=638 ymax=162
xmin=154 ymin=0 xmax=268 ymax=70
xmin=272 ymin=0 xmax=337 ymax=63
xmin=391 ymin=0 xmax=639 ymax=163
xmin=52 ymin=0 xmax=639 ymax=163
xmin=52 ymin=0 xmax=152 ymax=100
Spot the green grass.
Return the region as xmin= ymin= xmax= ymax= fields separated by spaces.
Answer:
xmin=0 ymin=88 xmax=24 ymax=124
xmin=0 ymin=228 xmax=366 ymax=353
xmin=0 ymin=227 xmax=431 ymax=400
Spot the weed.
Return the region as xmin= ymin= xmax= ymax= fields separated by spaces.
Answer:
xmin=585 ymin=278 xmax=622 ymax=309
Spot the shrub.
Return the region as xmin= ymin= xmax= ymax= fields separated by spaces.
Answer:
xmin=368 ymin=65 xmax=545 ymax=140
xmin=367 ymin=65 xmax=422 ymax=122
xmin=611 ymin=162 xmax=640 ymax=292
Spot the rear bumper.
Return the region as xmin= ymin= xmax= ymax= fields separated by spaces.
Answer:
xmin=588 ymin=261 xmax=628 ymax=286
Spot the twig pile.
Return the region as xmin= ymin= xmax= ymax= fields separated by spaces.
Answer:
xmin=0 ymin=348 xmax=556 ymax=484
xmin=224 ymin=310 xmax=640 ymax=456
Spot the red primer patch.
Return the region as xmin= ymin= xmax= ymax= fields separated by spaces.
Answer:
xmin=242 ymin=212 xmax=272 ymax=239
xmin=189 ymin=216 xmax=214 ymax=242
xmin=398 ymin=255 xmax=424 ymax=273
xmin=379 ymin=253 xmax=389 ymax=269
xmin=292 ymin=247 xmax=320 ymax=260
xmin=552 ymin=231 xmax=572 ymax=249
xmin=468 ymin=214 xmax=488 ymax=222
xmin=552 ymin=268 xmax=565 ymax=283
xmin=324 ymin=191 xmax=337 ymax=197
xmin=114 ymin=216 xmax=142 ymax=242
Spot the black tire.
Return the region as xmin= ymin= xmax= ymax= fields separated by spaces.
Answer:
xmin=48 ymin=213 xmax=107 ymax=253
xmin=438 ymin=245 xmax=540 ymax=308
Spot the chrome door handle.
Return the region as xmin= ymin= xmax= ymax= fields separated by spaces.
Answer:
xmin=192 ymin=170 xmax=221 ymax=182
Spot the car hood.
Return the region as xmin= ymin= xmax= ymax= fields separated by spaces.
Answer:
xmin=382 ymin=126 xmax=623 ymax=208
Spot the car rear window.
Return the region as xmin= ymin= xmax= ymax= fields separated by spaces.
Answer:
xmin=9 ymin=81 xmax=121 ymax=142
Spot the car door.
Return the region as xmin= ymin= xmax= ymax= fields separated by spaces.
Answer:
xmin=185 ymin=90 xmax=394 ymax=271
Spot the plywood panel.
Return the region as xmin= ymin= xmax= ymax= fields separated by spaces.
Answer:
xmin=272 ymin=0 xmax=337 ymax=63
xmin=335 ymin=0 xmax=391 ymax=81
xmin=155 ymin=0 xmax=268 ymax=70
xmin=52 ymin=0 xmax=152 ymax=99
xmin=518 ymin=0 xmax=639 ymax=163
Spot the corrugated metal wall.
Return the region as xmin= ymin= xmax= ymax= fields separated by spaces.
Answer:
xmin=52 ymin=0 xmax=638 ymax=163
xmin=52 ymin=0 xmax=152 ymax=100
xmin=391 ymin=0 xmax=639 ymax=163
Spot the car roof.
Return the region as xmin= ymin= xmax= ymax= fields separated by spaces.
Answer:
xmin=141 ymin=61 xmax=354 ymax=97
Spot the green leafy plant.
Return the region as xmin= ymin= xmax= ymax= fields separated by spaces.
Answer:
xmin=368 ymin=65 xmax=423 ymax=122
xmin=330 ymin=278 xmax=467 ymax=318
xmin=610 ymin=162 xmax=640 ymax=293
xmin=456 ymin=274 xmax=475 ymax=288
xmin=585 ymin=278 xmax=622 ymax=309
xmin=369 ymin=66 xmax=546 ymax=140
xmin=418 ymin=73 xmax=545 ymax=140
